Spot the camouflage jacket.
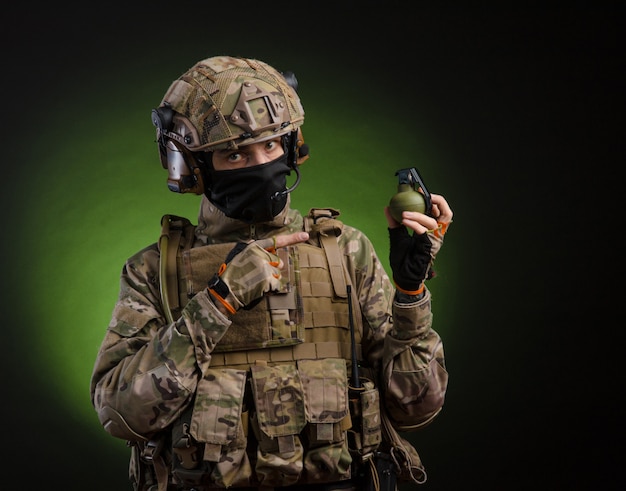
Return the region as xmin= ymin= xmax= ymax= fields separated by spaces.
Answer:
xmin=90 ymin=196 xmax=448 ymax=489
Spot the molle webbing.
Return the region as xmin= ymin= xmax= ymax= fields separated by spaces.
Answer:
xmin=298 ymin=243 xmax=362 ymax=345
xmin=158 ymin=208 xmax=364 ymax=353
xmin=303 ymin=208 xmax=364 ymax=345
xmin=207 ymin=340 xmax=362 ymax=369
xmin=304 ymin=208 xmax=347 ymax=299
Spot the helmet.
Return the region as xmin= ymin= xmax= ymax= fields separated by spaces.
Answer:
xmin=151 ymin=56 xmax=308 ymax=194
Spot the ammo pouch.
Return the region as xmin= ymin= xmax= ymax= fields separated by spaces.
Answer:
xmin=249 ymin=357 xmax=354 ymax=487
xmin=171 ymin=368 xmax=252 ymax=490
xmin=170 ymin=358 xmax=362 ymax=489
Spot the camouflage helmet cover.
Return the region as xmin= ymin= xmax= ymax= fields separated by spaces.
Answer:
xmin=158 ymin=56 xmax=305 ymax=151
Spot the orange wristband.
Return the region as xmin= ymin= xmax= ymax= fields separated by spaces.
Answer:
xmin=208 ymin=288 xmax=237 ymax=315
xmin=394 ymin=282 xmax=425 ymax=296
xmin=434 ymin=221 xmax=450 ymax=238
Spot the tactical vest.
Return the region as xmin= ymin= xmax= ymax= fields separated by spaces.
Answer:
xmin=151 ymin=209 xmax=382 ymax=490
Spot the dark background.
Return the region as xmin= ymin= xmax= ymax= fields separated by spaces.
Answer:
xmin=2 ymin=4 xmax=622 ymax=489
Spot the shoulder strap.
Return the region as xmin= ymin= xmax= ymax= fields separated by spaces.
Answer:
xmin=304 ymin=208 xmax=347 ymax=298
xmin=304 ymin=208 xmax=363 ymax=344
xmin=159 ymin=214 xmax=195 ymax=324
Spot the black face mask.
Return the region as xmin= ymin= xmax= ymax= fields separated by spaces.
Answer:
xmin=205 ymin=154 xmax=292 ymax=223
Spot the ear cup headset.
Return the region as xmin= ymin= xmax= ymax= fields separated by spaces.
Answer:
xmin=151 ymin=104 xmax=209 ymax=194
xmin=271 ymin=71 xmax=309 ymax=200
xmin=151 ymin=60 xmax=309 ymax=199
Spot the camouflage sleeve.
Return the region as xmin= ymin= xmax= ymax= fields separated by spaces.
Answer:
xmin=383 ymin=292 xmax=448 ymax=430
xmin=340 ymin=226 xmax=448 ymax=432
xmin=89 ymin=243 xmax=233 ymax=440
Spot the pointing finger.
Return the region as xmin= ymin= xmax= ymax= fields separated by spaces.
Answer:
xmin=256 ymin=231 xmax=310 ymax=251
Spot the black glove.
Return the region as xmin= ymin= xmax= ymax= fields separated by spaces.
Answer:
xmin=388 ymin=227 xmax=436 ymax=295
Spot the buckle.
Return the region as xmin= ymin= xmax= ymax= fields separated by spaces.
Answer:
xmin=141 ymin=438 xmax=164 ymax=463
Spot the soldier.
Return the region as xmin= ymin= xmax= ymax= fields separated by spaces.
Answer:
xmin=90 ymin=55 xmax=453 ymax=491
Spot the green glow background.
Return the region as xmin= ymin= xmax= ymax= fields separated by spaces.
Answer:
xmin=2 ymin=5 xmax=621 ymax=490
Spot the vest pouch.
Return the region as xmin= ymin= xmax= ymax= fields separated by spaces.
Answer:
xmin=250 ymin=363 xmax=306 ymax=487
xmin=358 ymin=381 xmax=382 ymax=456
xmin=347 ymin=379 xmax=382 ymax=462
xmin=181 ymin=368 xmax=252 ymax=489
xmin=299 ymin=358 xmax=352 ymax=483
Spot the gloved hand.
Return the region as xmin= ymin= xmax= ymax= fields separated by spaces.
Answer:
xmin=207 ymin=239 xmax=285 ymax=314
xmin=207 ymin=232 xmax=309 ymax=315
xmin=386 ymin=192 xmax=453 ymax=297
xmin=388 ymin=226 xmax=445 ymax=296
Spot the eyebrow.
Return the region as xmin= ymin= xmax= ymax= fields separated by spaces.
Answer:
xmin=214 ymin=149 xmax=236 ymax=156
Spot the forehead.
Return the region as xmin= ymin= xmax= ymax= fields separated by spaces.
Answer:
xmin=213 ymin=137 xmax=282 ymax=154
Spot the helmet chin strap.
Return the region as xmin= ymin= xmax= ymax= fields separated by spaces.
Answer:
xmin=271 ymin=164 xmax=301 ymax=200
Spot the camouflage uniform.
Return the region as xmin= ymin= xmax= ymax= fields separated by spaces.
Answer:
xmin=90 ymin=193 xmax=448 ymax=491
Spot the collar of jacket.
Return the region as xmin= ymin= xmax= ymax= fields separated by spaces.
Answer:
xmin=195 ymin=195 xmax=303 ymax=245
